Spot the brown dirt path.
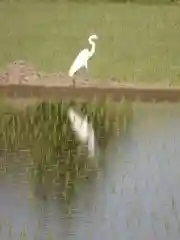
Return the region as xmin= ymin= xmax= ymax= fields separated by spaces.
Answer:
xmin=0 ymin=60 xmax=180 ymax=103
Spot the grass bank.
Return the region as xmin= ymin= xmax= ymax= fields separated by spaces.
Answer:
xmin=0 ymin=2 xmax=180 ymax=85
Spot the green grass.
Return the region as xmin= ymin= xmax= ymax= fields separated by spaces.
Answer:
xmin=0 ymin=2 xmax=180 ymax=84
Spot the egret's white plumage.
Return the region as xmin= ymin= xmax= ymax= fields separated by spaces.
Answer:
xmin=68 ymin=107 xmax=95 ymax=158
xmin=68 ymin=34 xmax=98 ymax=77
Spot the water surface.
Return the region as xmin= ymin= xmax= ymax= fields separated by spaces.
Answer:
xmin=0 ymin=103 xmax=180 ymax=240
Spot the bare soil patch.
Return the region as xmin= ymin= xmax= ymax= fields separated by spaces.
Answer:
xmin=0 ymin=60 xmax=173 ymax=89
xmin=0 ymin=60 xmax=118 ymax=88
xmin=0 ymin=61 xmax=180 ymax=104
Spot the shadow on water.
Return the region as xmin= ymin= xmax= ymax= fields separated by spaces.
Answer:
xmin=0 ymin=98 xmax=133 ymax=203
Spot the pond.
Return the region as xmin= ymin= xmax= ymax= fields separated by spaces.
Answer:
xmin=0 ymin=102 xmax=180 ymax=240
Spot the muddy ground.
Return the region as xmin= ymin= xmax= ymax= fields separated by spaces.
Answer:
xmin=0 ymin=60 xmax=180 ymax=104
xmin=0 ymin=60 xmax=175 ymax=88
xmin=0 ymin=60 xmax=118 ymax=87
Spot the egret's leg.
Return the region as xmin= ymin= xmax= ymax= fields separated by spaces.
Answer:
xmin=71 ymin=73 xmax=76 ymax=88
xmin=72 ymin=77 xmax=76 ymax=88
xmin=84 ymin=65 xmax=88 ymax=82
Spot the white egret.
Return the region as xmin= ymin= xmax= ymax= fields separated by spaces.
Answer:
xmin=68 ymin=34 xmax=98 ymax=83
xmin=67 ymin=107 xmax=95 ymax=158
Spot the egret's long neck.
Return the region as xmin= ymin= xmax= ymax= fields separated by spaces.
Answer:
xmin=88 ymin=38 xmax=96 ymax=58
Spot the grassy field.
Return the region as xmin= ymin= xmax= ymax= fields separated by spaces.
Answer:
xmin=0 ymin=2 xmax=180 ymax=84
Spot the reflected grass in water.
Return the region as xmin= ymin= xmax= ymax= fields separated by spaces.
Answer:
xmin=0 ymin=99 xmax=133 ymax=200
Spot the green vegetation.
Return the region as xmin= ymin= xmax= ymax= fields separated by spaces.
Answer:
xmin=0 ymin=2 xmax=180 ymax=85
xmin=0 ymin=99 xmax=133 ymax=200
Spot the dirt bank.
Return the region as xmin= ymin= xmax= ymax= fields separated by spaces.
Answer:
xmin=0 ymin=60 xmax=180 ymax=103
xmin=0 ymin=60 xmax=124 ymax=88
